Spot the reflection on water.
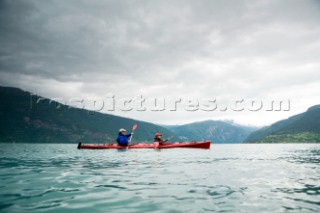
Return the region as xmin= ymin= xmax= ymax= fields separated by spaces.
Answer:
xmin=283 ymin=149 xmax=320 ymax=165
xmin=0 ymin=143 xmax=319 ymax=213
xmin=275 ymin=184 xmax=320 ymax=196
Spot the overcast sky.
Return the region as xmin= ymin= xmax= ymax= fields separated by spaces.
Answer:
xmin=1 ymin=0 xmax=320 ymax=126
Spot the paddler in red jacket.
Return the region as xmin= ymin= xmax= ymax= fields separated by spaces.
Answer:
xmin=154 ymin=132 xmax=169 ymax=144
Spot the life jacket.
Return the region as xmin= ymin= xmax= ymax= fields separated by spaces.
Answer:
xmin=117 ymin=133 xmax=131 ymax=146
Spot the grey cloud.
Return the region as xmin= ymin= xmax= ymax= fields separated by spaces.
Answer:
xmin=1 ymin=0 xmax=320 ymax=125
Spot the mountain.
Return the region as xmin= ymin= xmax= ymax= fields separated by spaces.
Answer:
xmin=0 ymin=86 xmax=173 ymax=143
xmin=165 ymin=120 xmax=257 ymax=144
xmin=0 ymin=86 xmax=259 ymax=144
xmin=245 ymin=105 xmax=320 ymax=143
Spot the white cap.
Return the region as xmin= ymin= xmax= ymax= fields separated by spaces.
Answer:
xmin=119 ymin=128 xmax=126 ymax=132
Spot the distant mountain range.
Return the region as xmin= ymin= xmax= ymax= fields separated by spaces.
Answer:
xmin=0 ymin=86 xmax=256 ymax=144
xmin=165 ymin=121 xmax=257 ymax=144
xmin=245 ymin=105 xmax=320 ymax=143
xmin=3 ymin=86 xmax=318 ymax=144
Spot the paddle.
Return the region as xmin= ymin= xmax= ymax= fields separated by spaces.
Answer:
xmin=165 ymin=136 xmax=173 ymax=142
xmin=128 ymin=124 xmax=137 ymax=145
xmin=154 ymin=141 xmax=160 ymax=150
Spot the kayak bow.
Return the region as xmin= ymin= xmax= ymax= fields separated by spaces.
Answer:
xmin=77 ymin=141 xmax=211 ymax=149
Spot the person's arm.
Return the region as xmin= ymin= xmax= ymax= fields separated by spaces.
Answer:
xmin=125 ymin=133 xmax=133 ymax=138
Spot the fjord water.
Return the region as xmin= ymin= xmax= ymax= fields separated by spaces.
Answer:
xmin=0 ymin=144 xmax=319 ymax=213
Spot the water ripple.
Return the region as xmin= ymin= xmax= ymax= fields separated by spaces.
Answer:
xmin=0 ymin=143 xmax=319 ymax=213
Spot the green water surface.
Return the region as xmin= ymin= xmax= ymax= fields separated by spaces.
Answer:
xmin=0 ymin=144 xmax=319 ymax=213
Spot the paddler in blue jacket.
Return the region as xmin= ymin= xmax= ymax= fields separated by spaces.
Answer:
xmin=117 ymin=128 xmax=133 ymax=146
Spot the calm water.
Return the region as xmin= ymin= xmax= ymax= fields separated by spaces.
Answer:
xmin=0 ymin=144 xmax=319 ymax=213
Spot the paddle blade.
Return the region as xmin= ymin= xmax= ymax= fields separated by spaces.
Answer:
xmin=132 ymin=124 xmax=137 ymax=131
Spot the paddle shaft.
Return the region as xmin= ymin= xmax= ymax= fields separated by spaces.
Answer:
xmin=128 ymin=131 xmax=134 ymax=144
xmin=128 ymin=124 xmax=137 ymax=145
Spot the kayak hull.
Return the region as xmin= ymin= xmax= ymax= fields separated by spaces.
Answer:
xmin=77 ymin=141 xmax=211 ymax=149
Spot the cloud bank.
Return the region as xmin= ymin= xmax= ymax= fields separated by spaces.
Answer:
xmin=1 ymin=0 xmax=320 ymax=126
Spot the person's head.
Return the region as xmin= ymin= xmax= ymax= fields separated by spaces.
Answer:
xmin=119 ymin=128 xmax=126 ymax=135
xmin=155 ymin=132 xmax=162 ymax=138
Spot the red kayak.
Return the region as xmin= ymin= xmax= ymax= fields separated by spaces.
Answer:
xmin=77 ymin=141 xmax=211 ymax=149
